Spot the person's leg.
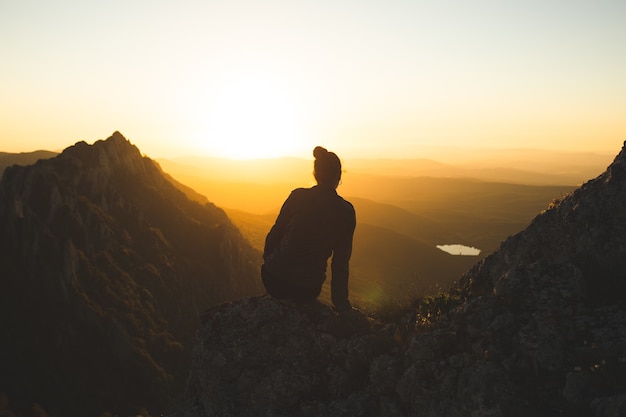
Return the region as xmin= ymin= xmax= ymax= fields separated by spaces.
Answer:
xmin=261 ymin=265 xmax=289 ymax=299
xmin=262 ymin=266 xmax=320 ymax=303
xmin=289 ymin=285 xmax=321 ymax=303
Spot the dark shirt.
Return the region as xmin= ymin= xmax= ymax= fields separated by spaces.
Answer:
xmin=263 ymin=185 xmax=356 ymax=310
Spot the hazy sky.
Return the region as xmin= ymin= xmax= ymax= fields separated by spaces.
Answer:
xmin=1 ymin=0 xmax=625 ymax=159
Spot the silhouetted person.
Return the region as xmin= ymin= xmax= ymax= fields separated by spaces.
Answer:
xmin=262 ymin=146 xmax=356 ymax=311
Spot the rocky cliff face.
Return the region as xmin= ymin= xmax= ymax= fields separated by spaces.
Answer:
xmin=0 ymin=132 xmax=263 ymax=416
xmin=173 ymin=142 xmax=626 ymax=417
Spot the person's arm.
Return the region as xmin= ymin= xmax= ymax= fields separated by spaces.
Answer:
xmin=263 ymin=191 xmax=297 ymax=260
xmin=331 ymin=206 xmax=356 ymax=311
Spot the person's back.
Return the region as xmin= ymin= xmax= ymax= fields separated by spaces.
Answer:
xmin=262 ymin=147 xmax=356 ymax=311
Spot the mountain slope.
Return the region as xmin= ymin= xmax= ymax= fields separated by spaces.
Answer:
xmin=0 ymin=132 xmax=263 ymax=416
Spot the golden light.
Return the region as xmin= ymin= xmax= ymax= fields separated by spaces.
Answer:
xmin=193 ymin=74 xmax=311 ymax=159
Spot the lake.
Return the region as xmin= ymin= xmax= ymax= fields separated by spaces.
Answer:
xmin=437 ymin=244 xmax=481 ymax=256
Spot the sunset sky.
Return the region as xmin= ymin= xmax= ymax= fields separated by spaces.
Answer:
xmin=1 ymin=0 xmax=625 ymax=159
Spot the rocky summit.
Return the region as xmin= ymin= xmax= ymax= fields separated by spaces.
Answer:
xmin=172 ymin=142 xmax=626 ymax=417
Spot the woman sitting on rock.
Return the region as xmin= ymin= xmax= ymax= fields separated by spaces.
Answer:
xmin=262 ymin=146 xmax=356 ymax=311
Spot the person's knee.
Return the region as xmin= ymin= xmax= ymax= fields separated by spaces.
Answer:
xmin=262 ymin=266 xmax=323 ymax=303
xmin=262 ymin=269 xmax=285 ymax=299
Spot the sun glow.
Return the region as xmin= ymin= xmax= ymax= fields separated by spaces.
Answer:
xmin=192 ymin=74 xmax=312 ymax=159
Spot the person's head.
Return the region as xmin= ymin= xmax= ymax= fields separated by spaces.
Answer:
xmin=313 ymin=146 xmax=342 ymax=188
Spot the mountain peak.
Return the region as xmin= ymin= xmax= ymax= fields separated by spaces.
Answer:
xmin=62 ymin=131 xmax=141 ymax=163
xmin=98 ymin=131 xmax=138 ymax=153
xmin=48 ymin=132 xmax=163 ymax=193
xmin=96 ymin=131 xmax=138 ymax=155
xmin=110 ymin=130 xmax=126 ymax=140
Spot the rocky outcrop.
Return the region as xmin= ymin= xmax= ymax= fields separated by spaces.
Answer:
xmin=174 ymin=142 xmax=626 ymax=417
xmin=174 ymin=297 xmax=383 ymax=417
xmin=0 ymin=132 xmax=263 ymax=417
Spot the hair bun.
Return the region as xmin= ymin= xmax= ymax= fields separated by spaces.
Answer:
xmin=313 ymin=146 xmax=328 ymax=159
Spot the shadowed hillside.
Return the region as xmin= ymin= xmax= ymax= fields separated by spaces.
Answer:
xmin=0 ymin=132 xmax=263 ymax=417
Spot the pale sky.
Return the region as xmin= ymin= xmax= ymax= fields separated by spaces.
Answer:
xmin=1 ymin=0 xmax=625 ymax=159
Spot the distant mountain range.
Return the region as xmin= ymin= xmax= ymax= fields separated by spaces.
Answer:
xmin=153 ymin=148 xmax=612 ymax=215
xmin=0 ymin=150 xmax=58 ymax=173
xmin=0 ymin=132 xmax=263 ymax=416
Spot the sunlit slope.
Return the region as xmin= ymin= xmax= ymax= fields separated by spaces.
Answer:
xmin=225 ymin=208 xmax=275 ymax=250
